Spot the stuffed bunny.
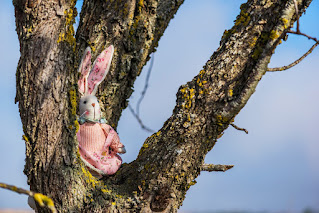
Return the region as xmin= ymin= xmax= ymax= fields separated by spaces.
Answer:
xmin=77 ymin=45 xmax=126 ymax=177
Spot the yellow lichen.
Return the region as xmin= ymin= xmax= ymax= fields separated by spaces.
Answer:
xmin=57 ymin=8 xmax=77 ymax=51
xmin=249 ymin=37 xmax=258 ymax=47
xmin=101 ymin=188 xmax=111 ymax=194
xmin=74 ymin=120 xmax=80 ymax=133
xmin=269 ymin=30 xmax=280 ymax=40
xmin=69 ymin=88 xmax=77 ymax=116
xmin=216 ymin=114 xmax=230 ymax=127
xmin=180 ymin=87 xmax=196 ymax=109
xmin=228 ymin=89 xmax=233 ymax=97
xmin=235 ymin=9 xmax=251 ymax=26
xmin=81 ymin=166 xmax=99 ymax=188
xmin=88 ymin=41 xmax=96 ymax=53
xmin=138 ymin=0 xmax=144 ymax=7
xmin=281 ymin=18 xmax=289 ymax=29
xmin=22 ymin=135 xmax=29 ymax=142
xmin=217 ymin=132 xmax=224 ymax=139
xmin=33 ymin=193 xmax=55 ymax=208
xmin=142 ymin=143 xmax=149 ymax=148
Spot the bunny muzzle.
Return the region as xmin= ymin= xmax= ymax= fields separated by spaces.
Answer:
xmin=79 ymin=95 xmax=102 ymax=122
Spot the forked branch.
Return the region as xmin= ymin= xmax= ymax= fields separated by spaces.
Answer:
xmin=267 ymin=0 xmax=318 ymax=72
xmin=268 ymin=41 xmax=318 ymax=71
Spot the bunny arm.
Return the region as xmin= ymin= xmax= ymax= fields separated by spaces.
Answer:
xmin=99 ymin=123 xmax=124 ymax=153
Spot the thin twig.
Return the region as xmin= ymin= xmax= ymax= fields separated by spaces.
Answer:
xmin=288 ymin=30 xmax=318 ymax=42
xmin=268 ymin=41 xmax=319 ymax=71
xmin=128 ymin=104 xmax=154 ymax=133
xmin=267 ymin=0 xmax=318 ymax=72
xmin=230 ymin=123 xmax=248 ymax=134
xmin=293 ymin=0 xmax=300 ymax=33
xmin=136 ymin=55 xmax=155 ymax=117
xmin=201 ymin=164 xmax=234 ymax=172
xmin=129 ymin=54 xmax=155 ymax=132
xmin=0 ymin=182 xmax=57 ymax=213
xmin=0 ymin=182 xmax=33 ymax=196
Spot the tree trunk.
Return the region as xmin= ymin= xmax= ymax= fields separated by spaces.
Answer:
xmin=13 ymin=0 xmax=312 ymax=212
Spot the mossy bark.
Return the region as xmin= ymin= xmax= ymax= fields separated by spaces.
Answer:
xmin=13 ymin=0 xmax=312 ymax=212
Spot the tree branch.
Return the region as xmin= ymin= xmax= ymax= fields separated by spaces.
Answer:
xmin=128 ymin=55 xmax=155 ymax=132
xmin=201 ymin=164 xmax=234 ymax=172
xmin=267 ymin=41 xmax=318 ymax=71
xmin=231 ymin=123 xmax=249 ymax=134
xmin=293 ymin=0 xmax=300 ymax=33
xmin=116 ymin=0 xmax=313 ymax=211
xmin=76 ymin=0 xmax=185 ymax=127
xmin=136 ymin=55 xmax=155 ymax=117
xmin=13 ymin=0 xmax=314 ymax=212
xmin=267 ymin=0 xmax=318 ymax=72
xmin=128 ymin=104 xmax=154 ymax=133
xmin=0 ymin=182 xmax=57 ymax=213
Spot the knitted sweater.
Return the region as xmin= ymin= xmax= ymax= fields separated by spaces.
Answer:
xmin=77 ymin=122 xmax=123 ymax=175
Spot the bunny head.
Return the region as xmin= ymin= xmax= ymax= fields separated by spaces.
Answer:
xmin=78 ymin=45 xmax=114 ymax=122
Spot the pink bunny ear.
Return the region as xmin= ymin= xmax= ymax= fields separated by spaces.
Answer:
xmin=87 ymin=45 xmax=114 ymax=95
xmin=78 ymin=47 xmax=92 ymax=95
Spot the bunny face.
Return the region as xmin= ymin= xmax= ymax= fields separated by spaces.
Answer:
xmin=79 ymin=95 xmax=101 ymax=121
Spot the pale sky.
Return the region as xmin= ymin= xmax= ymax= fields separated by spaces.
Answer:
xmin=0 ymin=1 xmax=318 ymax=212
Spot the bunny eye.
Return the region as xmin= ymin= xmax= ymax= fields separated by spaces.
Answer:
xmin=83 ymin=101 xmax=87 ymax=104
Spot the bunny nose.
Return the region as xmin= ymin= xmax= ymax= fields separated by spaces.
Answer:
xmin=91 ymin=103 xmax=95 ymax=107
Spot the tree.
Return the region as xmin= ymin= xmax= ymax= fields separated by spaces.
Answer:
xmin=11 ymin=0 xmax=315 ymax=212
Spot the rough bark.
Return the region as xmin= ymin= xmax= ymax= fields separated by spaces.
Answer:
xmin=13 ymin=0 xmax=312 ymax=212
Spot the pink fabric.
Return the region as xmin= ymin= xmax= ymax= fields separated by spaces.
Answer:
xmin=77 ymin=122 xmax=123 ymax=175
xmin=87 ymin=46 xmax=113 ymax=94
xmin=78 ymin=49 xmax=92 ymax=95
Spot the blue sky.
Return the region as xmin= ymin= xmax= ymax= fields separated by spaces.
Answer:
xmin=0 ymin=0 xmax=318 ymax=212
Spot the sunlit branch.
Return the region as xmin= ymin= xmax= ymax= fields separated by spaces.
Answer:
xmin=128 ymin=104 xmax=154 ymax=133
xmin=0 ymin=182 xmax=57 ymax=213
xmin=267 ymin=0 xmax=318 ymax=72
xmin=201 ymin=164 xmax=234 ymax=172
xmin=230 ymin=123 xmax=249 ymax=134
xmin=268 ymin=41 xmax=318 ymax=72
